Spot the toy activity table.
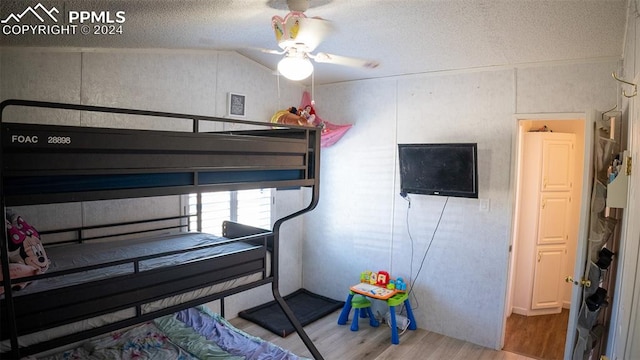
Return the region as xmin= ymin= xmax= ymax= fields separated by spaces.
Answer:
xmin=337 ymin=283 xmax=417 ymax=344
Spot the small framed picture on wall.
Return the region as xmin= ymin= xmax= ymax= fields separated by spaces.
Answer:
xmin=228 ymin=93 xmax=246 ymax=118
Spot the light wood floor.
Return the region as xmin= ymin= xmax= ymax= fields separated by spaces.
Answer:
xmin=503 ymin=309 xmax=570 ymax=360
xmin=230 ymin=309 xmax=537 ymax=360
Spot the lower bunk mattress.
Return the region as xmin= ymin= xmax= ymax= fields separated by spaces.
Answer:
xmin=28 ymin=306 xmax=307 ymax=360
xmin=1 ymin=230 xmax=272 ymax=353
xmin=11 ymin=231 xmax=268 ymax=296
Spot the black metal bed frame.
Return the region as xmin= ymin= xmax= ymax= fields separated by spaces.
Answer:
xmin=0 ymin=99 xmax=324 ymax=359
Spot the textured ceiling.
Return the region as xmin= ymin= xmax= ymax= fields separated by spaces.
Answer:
xmin=0 ymin=0 xmax=631 ymax=84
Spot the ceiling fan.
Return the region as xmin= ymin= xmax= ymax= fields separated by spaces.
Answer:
xmin=262 ymin=0 xmax=379 ymax=81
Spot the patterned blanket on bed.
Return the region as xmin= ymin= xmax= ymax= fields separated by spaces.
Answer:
xmin=38 ymin=307 xmax=307 ymax=360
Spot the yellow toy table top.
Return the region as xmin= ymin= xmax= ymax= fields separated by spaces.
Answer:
xmin=350 ymin=283 xmax=398 ymax=300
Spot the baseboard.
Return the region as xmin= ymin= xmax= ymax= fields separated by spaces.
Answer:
xmin=511 ymin=306 xmax=563 ymax=317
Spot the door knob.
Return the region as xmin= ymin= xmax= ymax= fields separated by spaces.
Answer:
xmin=565 ymin=275 xmax=591 ymax=287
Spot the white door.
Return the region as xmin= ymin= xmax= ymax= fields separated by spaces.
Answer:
xmin=564 ymin=110 xmax=620 ymax=358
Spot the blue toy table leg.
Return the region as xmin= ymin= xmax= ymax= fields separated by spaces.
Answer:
xmin=337 ymin=293 xmax=354 ymax=325
xmin=404 ymin=299 xmax=417 ymax=330
xmin=386 ymin=292 xmax=416 ymax=344
xmin=389 ymin=306 xmax=400 ymax=345
xmin=350 ymin=309 xmax=361 ymax=331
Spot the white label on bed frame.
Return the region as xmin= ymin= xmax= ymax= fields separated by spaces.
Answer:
xmin=47 ymin=136 xmax=72 ymax=144
xmin=11 ymin=134 xmax=39 ymax=143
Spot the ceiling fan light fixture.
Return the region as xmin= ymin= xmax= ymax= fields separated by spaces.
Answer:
xmin=278 ymin=56 xmax=313 ymax=81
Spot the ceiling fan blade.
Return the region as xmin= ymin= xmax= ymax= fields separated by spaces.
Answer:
xmin=273 ymin=13 xmax=333 ymax=52
xmin=245 ymin=46 xmax=286 ymax=55
xmin=313 ymin=52 xmax=380 ymax=69
xmin=293 ymin=17 xmax=333 ymax=52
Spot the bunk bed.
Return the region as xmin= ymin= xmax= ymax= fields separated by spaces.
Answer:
xmin=0 ymin=99 xmax=323 ymax=359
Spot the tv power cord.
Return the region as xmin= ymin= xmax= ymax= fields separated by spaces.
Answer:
xmin=384 ymin=312 xmax=411 ymax=335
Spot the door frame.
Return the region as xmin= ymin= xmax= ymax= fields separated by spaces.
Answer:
xmin=502 ymin=111 xmax=594 ymax=359
xmin=609 ymin=77 xmax=640 ymax=359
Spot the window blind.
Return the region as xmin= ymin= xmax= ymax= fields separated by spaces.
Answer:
xmin=189 ymin=189 xmax=272 ymax=235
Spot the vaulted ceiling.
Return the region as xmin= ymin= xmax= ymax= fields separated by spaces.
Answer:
xmin=0 ymin=0 xmax=631 ymax=84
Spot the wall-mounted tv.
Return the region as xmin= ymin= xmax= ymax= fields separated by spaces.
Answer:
xmin=398 ymin=143 xmax=478 ymax=198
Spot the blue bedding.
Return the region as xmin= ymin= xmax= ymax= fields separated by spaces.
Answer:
xmin=36 ymin=306 xmax=308 ymax=360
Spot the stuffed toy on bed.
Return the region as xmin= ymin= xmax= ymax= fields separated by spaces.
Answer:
xmin=4 ymin=210 xmax=50 ymax=273
xmin=271 ymin=107 xmax=313 ymax=127
xmin=1 ymin=211 xmax=50 ymax=293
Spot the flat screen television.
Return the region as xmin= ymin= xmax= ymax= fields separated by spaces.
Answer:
xmin=398 ymin=143 xmax=478 ymax=198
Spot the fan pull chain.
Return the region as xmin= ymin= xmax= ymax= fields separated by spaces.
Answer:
xmin=277 ymin=72 xmax=281 ymax=109
xmin=311 ymin=71 xmax=315 ymax=105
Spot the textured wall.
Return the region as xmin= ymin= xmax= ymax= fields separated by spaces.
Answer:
xmin=304 ymin=61 xmax=617 ymax=349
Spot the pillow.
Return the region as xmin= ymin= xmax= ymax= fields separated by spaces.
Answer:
xmin=5 ymin=214 xmax=50 ymax=273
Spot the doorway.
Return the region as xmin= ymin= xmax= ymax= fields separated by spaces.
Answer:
xmin=504 ymin=116 xmax=588 ymax=359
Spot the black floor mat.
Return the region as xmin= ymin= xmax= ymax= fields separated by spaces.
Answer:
xmin=238 ymin=288 xmax=344 ymax=337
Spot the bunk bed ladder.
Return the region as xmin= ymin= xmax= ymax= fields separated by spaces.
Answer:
xmin=0 ymin=106 xmax=21 ymax=358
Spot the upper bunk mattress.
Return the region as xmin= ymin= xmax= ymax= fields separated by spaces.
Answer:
xmin=1 ymin=121 xmax=316 ymax=206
